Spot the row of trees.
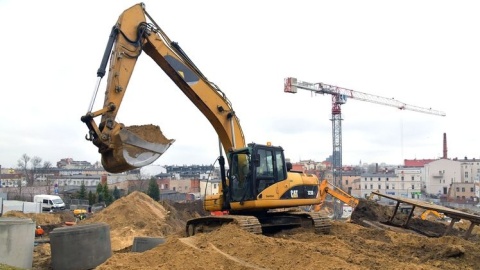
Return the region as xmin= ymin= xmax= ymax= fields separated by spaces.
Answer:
xmin=17 ymin=154 xmax=53 ymax=186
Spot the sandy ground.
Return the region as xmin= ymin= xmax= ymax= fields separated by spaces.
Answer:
xmin=4 ymin=192 xmax=480 ymax=270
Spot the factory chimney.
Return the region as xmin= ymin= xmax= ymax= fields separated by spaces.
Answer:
xmin=443 ymin=133 xmax=448 ymax=159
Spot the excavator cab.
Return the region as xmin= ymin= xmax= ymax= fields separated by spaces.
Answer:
xmin=226 ymin=143 xmax=287 ymax=204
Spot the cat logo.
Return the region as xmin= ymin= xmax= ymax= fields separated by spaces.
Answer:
xmin=290 ymin=189 xmax=299 ymax=198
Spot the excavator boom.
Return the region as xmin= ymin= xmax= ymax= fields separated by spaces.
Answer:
xmin=81 ymin=3 xmax=245 ymax=173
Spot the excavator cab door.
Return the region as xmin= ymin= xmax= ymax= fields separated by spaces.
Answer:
xmin=228 ymin=151 xmax=254 ymax=202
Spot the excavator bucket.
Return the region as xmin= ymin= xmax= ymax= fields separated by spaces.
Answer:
xmin=101 ymin=124 xmax=174 ymax=173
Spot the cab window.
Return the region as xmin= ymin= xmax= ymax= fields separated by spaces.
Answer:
xmin=256 ymin=149 xmax=274 ymax=178
xmin=275 ymin=151 xmax=286 ymax=181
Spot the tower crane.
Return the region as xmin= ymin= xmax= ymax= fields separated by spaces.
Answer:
xmin=284 ymin=77 xmax=446 ymax=217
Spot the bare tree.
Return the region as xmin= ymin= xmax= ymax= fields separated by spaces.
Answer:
xmin=43 ymin=161 xmax=52 ymax=169
xmin=127 ymin=170 xmax=149 ymax=193
xmin=30 ymin=156 xmax=42 ymax=186
xmin=17 ymin=154 xmax=52 ymax=187
xmin=138 ymin=171 xmax=150 ymax=192
xmin=17 ymin=154 xmax=31 ymax=186
xmin=43 ymin=161 xmax=53 ymax=193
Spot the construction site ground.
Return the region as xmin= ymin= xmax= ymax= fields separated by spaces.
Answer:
xmin=2 ymin=192 xmax=480 ymax=270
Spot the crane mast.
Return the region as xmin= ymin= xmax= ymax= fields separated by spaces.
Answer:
xmin=284 ymin=77 xmax=446 ymax=218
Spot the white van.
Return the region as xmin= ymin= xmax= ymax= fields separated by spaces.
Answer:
xmin=33 ymin=194 xmax=66 ymax=212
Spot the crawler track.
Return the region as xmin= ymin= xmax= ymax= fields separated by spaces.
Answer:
xmin=186 ymin=215 xmax=262 ymax=236
xmin=186 ymin=211 xmax=331 ymax=236
xmin=291 ymin=211 xmax=331 ymax=234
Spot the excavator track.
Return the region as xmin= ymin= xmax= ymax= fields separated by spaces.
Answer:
xmin=258 ymin=210 xmax=332 ymax=235
xmin=291 ymin=211 xmax=332 ymax=234
xmin=230 ymin=215 xmax=263 ymax=234
xmin=186 ymin=215 xmax=262 ymax=236
xmin=186 ymin=211 xmax=331 ymax=237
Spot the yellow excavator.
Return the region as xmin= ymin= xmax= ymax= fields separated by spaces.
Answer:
xmin=420 ymin=209 xmax=445 ymax=221
xmin=81 ymin=3 xmax=358 ymax=236
xmin=313 ymin=180 xmax=359 ymax=213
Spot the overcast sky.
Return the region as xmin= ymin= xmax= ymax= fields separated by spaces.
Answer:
xmin=0 ymin=0 xmax=478 ymax=171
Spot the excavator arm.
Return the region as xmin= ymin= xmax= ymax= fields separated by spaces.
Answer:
xmin=81 ymin=3 xmax=245 ymax=173
xmin=314 ymin=179 xmax=359 ymax=212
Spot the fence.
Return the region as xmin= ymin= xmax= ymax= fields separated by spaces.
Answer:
xmin=1 ymin=200 xmax=41 ymax=214
xmin=67 ymin=199 xmax=90 ymax=210
xmin=159 ymin=192 xmax=186 ymax=202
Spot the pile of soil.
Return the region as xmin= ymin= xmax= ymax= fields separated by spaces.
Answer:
xmin=97 ymin=221 xmax=480 ymax=270
xmin=79 ymin=191 xmax=176 ymax=251
xmin=3 ymin=211 xmax=74 ymax=226
xmin=5 ymin=193 xmax=480 ymax=269
xmin=3 ymin=210 xmax=76 ymax=235
xmin=126 ymin=124 xmax=173 ymax=144
xmin=95 ymin=195 xmax=480 ymax=269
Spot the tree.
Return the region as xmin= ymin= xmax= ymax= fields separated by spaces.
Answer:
xmin=96 ymin=183 xmax=104 ymax=203
xmin=31 ymin=156 xmax=42 ymax=185
xmin=88 ymin=191 xmax=96 ymax=205
xmin=43 ymin=161 xmax=52 ymax=169
xmin=127 ymin=169 xmax=149 ymax=194
xmin=77 ymin=181 xmax=87 ymax=199
xmin=103 ymin=183 xmax=113 ymax=205
xmin=17 ymin=154 xmax=31 ymax=186
xmin=113 ymin=186 xmax=121 ymax=200
xmin=147 ymin=177 xmax=160 ymax=201
xmin=17 ymin=154 xmax=52 ymax=187
xmin=43 ymin=161 xmax=53 ymax=194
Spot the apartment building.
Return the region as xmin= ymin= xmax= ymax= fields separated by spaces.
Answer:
xmin=199 ymin=178 xmax=221 ymax=196
xmin=424 ymin=159 xmax=462 ymax=196
xmin=340 ymin=171 xmax=362 ymax=195
xmin=352 ymin=171 xmax=421 ymax=200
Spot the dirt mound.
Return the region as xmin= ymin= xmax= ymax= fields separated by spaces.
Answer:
xmin=2 ymin=211 xmax=74 ymax=226
xmin=80 ymin=191 xmax=175 ymax=251
xmin=96 ymin=220 xmax=480 ymax=270
xmin=3 ymin=210 xmax=76 ymax=237
xmin=93 ymin=197 xmax=480 ymax=269
xmin=351 ymin=199 xmax=392 ymax=222
xmin=25 ymin=195 xmax=480 ymax=270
